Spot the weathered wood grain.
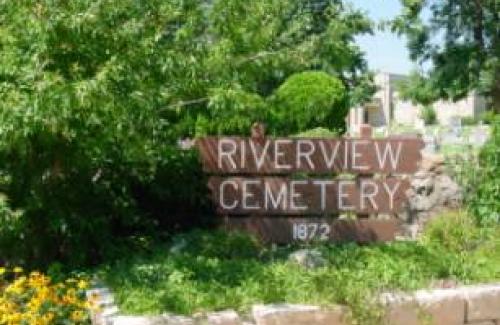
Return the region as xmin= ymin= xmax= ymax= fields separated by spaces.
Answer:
xmin=225 ymin=217 xmax=402 ymax=243
xmin=197 ymin=137 xmax=424 ymax=175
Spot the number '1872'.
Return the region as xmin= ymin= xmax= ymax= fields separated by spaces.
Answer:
xmin=292 ymin=223 xmax=331 ymax=241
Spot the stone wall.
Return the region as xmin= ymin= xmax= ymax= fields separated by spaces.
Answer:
xmin=90 ymin=283 xmax=500 ymax=325
xmin=382 ymin=284 xmax=500 ymax=325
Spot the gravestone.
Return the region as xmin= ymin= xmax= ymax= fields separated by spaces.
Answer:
xmin=442 ymin=130 xmax=460 ymax=146
xmin=196 ymin=124 xmax=425 ymax=243
xmin=447 ymin=116 xmax=465 ymax=145
xmin=422 ymin=132 xmax=437 ymax=154
xmin=449 ymin=116 xmax=462 ymax=137
xmin=470 ymin=126 xmax=489 ymax=147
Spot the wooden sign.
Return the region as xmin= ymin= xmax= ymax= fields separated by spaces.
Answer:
xmin=197 ymin=137 xmax=424 ymax=175
xmin=196 ymin=124 xmax=424 ymax=243
xmin=226 ymin=217 xmax=402 ymax=243
xmin=208 ymin=177 xmax=410 ymax=214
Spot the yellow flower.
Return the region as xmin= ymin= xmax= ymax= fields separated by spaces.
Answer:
xmin=0 ymin=271 xmax=91 ymax=324
xmin=77 ymin=279 xmax=89 ymax=290
xmin=30 ymin=271 xmax=41 ymax=277
xmin=70 ymin=310 xmax=85 ymax=322
xmin=0 ymin=267 xmax=6 ymax=275
xmin=42 ymin=312 xmax=55 ymax=323
xmin=28 ymin=272 xmax=51 ymax=288
xmin=3 ymin=312 xmax=22 ymax=324
xmin=13 ymin=266 xmax=23 ymax=274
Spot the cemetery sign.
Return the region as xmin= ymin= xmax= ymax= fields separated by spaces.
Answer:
xmin=196 ymin=124 xmax=424 ymax=243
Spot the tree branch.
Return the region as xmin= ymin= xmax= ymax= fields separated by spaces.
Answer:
xmin=162 ymin=97 xmax=209 ymax=110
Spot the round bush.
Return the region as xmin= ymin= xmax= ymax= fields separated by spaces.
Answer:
xmin=270 ymin=71 xmax=347 ymax=135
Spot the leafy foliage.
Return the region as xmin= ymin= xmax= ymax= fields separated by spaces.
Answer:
xmin=479 ymin=111 xmax=499 ymax=125
xmin=0 ymin=0 xmax=373 ymax=267
xmin=396 ymin=70 xmax=438 ymax=106
xmin=0 ymin=196 xmax=24 ymax=266
xmin=460 ymin=112 xmax=497 ymax=126
xmin=391 ymin=0 xmax=500 ymax=111
xmin=421 ymin=211 xmax=500 ymax=280
xmin=195 ymin=88 xmax=267 ymax=136
xmin=420 ymin=105 xmax=437 ymax=125
xmin=270 ymin=71 xmax=348 ymax=135
xmin=468 ymin=116 xmax=500 ymax=225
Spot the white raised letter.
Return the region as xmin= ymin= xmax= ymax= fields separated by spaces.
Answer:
xmin=264 ymin=182 xmax=288 ymax=210
xmin=344 ymin=140 xmax=349 ymax=169
xmin=242 ymin=179 xmax=260 ymax=210
xmin=218 ymin=139 xmax=237 ymax=169
xmin=274 ymin=139 xmax=292 ymax=170
xmin=319 ymin=141 xmax=341 ymax=169
xmin=313 ymin=180 xmax=334 ymax=210
xmin=338 ymin=180 xmax=355 ymax=210
xmin=249 ymin=140 xmax=271 ymax=170
xmin=361 ymin=179 xmax=379 ymax=210
xmin=220 ymin=180 xmax=238 ymax=210
xmin=240 ymin=139 xmax=246 ymax=168
xmin=383 ymin=181 xmax=401 ymax=210
xmin=290 ymin=180 xmax=308 ymax=211
xmin=351 ymin=140 xmax=369 ymax=171
xmin=297 ymin=140 xmax=315 ymax=169
xmin=375 ymin=141 xmax=403 ymax=170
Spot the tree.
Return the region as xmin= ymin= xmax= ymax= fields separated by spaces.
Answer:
xmin=396 ymin=70 xmax=438 ymax=106
xmin=391 ymin=0 xmax=500 ymax=112
xmin=0 ymin=0 xmax=374 ymax=266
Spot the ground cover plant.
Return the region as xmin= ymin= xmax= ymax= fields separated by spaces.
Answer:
xmin=443 ymin=116 xmax=500 ymax=224
xmin=99 ymin=211 xmax=500 ymax=324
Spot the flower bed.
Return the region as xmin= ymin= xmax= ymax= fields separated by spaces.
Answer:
xmin=0 ymin=267 xmax=96 ymax=325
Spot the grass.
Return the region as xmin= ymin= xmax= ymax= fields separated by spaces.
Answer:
xmin=98 ymin=212 xmax=500 ymax=323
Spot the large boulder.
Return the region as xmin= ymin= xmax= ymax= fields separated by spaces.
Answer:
xmin=398 ymin=154 xmax=463 ymax=238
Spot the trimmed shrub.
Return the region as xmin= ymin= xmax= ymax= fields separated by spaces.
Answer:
xmin=269 ymin=71 xmax=348 ymax=135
